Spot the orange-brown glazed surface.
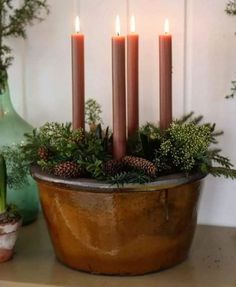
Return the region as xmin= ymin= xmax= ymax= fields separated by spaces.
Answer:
xmin=35 ymin=175 xmax=202 ymax=275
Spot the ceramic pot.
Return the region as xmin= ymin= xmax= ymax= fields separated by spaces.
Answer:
xmin=32 ymin=166 xmax=205 ymax=275
xmin=0 ymin=218 xmax=22 ymax=262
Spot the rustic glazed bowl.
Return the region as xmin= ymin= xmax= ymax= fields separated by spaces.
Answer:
xmin=31 ymin=166 xmax=205 ymax=275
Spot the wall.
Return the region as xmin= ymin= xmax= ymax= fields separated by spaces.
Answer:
xmin=8 ymin=0 xmax=236 ymax=227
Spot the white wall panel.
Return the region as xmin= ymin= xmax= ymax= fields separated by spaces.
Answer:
xmin=8 ymin=38 xmax=26 ymax=117
xmin=25 ymin=0 xmax=74 ymax=125
xmin=186 ymin=0 xmax=236 ymax=226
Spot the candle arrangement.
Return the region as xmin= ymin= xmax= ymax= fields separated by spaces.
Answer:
xmin=21 ymin=14 xmax=235 ymax=185
xmin=72 ymin=16 xmax=172 ymax=158
xmin=24 ymin=11 xmax=236 ymax=276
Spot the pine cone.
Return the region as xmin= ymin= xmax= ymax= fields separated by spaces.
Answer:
xmin=103 ymin=159 xmax=124 ymax=176
xmin=122 ymin=156 xmax=157 ymax=178
xmin=38 ymin=147 xmax=49 ymax=161
xmin=53 ymin=162 xmax=82 ymax=178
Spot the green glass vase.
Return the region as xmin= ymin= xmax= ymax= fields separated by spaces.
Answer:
xmin=0 ymin=78 xmax=39 ymax=225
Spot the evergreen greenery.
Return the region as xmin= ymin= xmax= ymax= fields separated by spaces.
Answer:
xmin=23 ymin=123 xmax=112 ymax=180
xmin=108 ymin=172 xmax=151 ymax=187
xmin=0 ymin=145 xmax=30 ymax=189
xmin=136 ymin=114 xmax=236 ymax=179
xmin=0 ymin=0 xmax=49 ymax=89
xmin=22 ymin=112 xmax=236 ymax=185
xmin=154 ymin=122 xmax=212 ymax=173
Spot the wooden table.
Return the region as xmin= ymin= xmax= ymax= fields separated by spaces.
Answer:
xmin=0 ymin=215 xmax=235 ymax=287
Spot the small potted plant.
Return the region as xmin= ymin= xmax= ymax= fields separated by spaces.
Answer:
xmin=0 ymin=155 xmax=22 ymax=263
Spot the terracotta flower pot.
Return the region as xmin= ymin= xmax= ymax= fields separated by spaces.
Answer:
xmin=0 ymin=218 xmax=22 ymax=262
xmin=32 ymin=166 xmax=205 ymax=275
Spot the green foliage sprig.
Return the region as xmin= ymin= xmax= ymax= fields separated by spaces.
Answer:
xmin=0 ymin=0 xmax=49 ymax=89
xmin=154 ymin=122 xmax=212 ymax=173
xmin=85 ymin=99 xmax=103 ymax=130
xmin=1 ymin=145 xmax=30 ymax=189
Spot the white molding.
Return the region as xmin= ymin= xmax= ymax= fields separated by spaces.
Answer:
xmin=183 ymin=0 xmax=193 ymax=114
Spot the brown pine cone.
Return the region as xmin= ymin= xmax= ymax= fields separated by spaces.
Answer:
xmin=122 ymin=156 xmax=157 ymax=178
xmin=53 ymin=162 xmax=82 ymax=178
xmin=38 ymin=147 xmax=49 ymax=161
xmin=103 ymin=159 xmax=124 ymax=176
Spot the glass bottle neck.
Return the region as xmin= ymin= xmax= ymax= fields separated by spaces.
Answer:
xmin=0 ymin=80 xmax=15 ymax=118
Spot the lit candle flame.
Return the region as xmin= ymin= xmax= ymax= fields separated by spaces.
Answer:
xmin=130 ymin=15 xmax=136 ymax=33
xmin=116 ymin=15 xmax=121 ymax=36
xmin=75 ymin=16 xmax=80 ymax=33
xmin=164 ymin=18 xmax=170 ymax=34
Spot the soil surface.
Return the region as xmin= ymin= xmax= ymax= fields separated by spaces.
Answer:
xmin=0 ymin=211 xmax=21 ymax=225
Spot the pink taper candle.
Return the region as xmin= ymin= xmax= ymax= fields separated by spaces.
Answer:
xmin=159 ymin=19 xmax=172 ymax=130
xmin=72 ymin=16 xmax=85 ymax=130
xmin=127 ymin=15 xmax=139 ymax=137
xmin=112 ymin=16 xmax=127 ymax=159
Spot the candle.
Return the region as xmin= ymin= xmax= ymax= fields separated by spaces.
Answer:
xmin=127 ymin=15 xmax=139 ymax=137
xmin=71 ymin=16 xmax=85 ymax=130
xmin=112 ymin=16 xmax=127 ymax=159
xmin=159 ymin=19 xmax=172 ymax=130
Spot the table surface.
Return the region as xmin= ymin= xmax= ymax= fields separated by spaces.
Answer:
xmin=0 ymin=215 xmax=236 ymax=287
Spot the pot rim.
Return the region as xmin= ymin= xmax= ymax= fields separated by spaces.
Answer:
xmin=0 ymin=218 xmax=22 ymax=235
xmin=31 ymin=166 xmax=206 ymax=193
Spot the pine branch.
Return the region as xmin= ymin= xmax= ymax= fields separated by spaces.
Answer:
xmin=190 ymin=115 xmax=204 ymax=125
xmin=0 ymin=0 xmax=49 ymax=89
xmin=108 ymin=172 xmax=151 ymax=187
xmin=226 ymin=0 xmax=236 ymax=15
xmin=209 ymin=166 xmax=236 ymax=179
xmin=211 ymin=154 xmax=233 ymax=169
xmin=226 ymin=81 xmax=236 ymax=99
xmin=3 ymin=0 xmax=49 ymax=38
xmin=176 ymin=111 xmax=194 ymax=124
